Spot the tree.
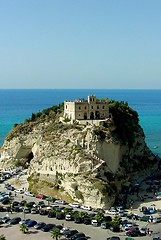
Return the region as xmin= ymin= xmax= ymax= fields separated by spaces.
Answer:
xmin=94 ymin=212 xmax=104 ymax=223
xmin=111 ymin=215 xmax=121 ymax=228
xmin=50 ymin=228 xmax=60 ymax=240
xmin=0 ymin=235 xmax=6 ymax=240
xmin=20 ymin=223 xmax=29 ymax=234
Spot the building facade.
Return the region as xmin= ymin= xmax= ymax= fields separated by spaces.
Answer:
xmin=64 ymin=95 xmax=109 ymax=120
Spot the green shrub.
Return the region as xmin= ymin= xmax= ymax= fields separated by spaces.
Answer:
xmin=71 ymin=182 xmax=78 ymax=191
xmin=75 ymin=190 xmax=83 ymax=201
xmin=66 ymin=139 xmax=70 ymax=145
xmin=93 ymin=181 xmax=106 ymax=194
xmin=64 ymin=117 xmax=70 ymax=122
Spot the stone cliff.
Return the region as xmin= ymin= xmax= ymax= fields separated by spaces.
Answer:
xmin=0 ymin=100 xmax=157 ymax=209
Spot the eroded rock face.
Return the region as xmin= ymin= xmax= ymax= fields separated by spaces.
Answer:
xmin=0 ymin=111 xmax=157 ymax=209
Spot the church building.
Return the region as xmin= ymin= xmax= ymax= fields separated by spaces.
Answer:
xmin=64 ymin=95 xmax=109 ymax=121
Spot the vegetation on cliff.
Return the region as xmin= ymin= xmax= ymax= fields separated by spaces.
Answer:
xmin=109 ymin=100 xmax=141 ymax=146
xmin=6 ymin=102 xmax=64 ymax=141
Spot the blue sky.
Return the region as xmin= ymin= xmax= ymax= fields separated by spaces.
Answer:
xmin=0 ymin=0 xmax=161 ymax=89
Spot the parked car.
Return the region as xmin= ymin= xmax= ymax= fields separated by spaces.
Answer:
xmin=54 ymin=199 xmax=65 ymax=204
xmin=19 ymin=218 xmax=31 ymax=225
xmin=60 ymin=227 xmax=70 ymax=234
xmin=126 ymin=229 xmax=141 ymax=237
xmin=8 ymin=217 xmax=21 ymax=225
xmin=27 ymin=201 xmax=36 ymax=208
xmin=6 ymin=185 xmax=15 ymax=191
xmin=24 ymin=191 xmax=35 ymax=197
xmin=56 ymin=212 xmax=65 ymax=220
xmin=91 ymin=219 xmax=99 ymax=227
xmin=83 ymin=218 xmax=91 ymax=225
xmin=38 ymin=201 xmax=45 ymax=207
xmin=65 ymin=214 xmax=73 ymax=221
xmin=64 ymin=229 xmax=78 ymax=238
xmin=23 ymin=207 xmax=31 ymax=213
xmin=39 ymin=209 xmax=48 ymax=215
xmin=25 ymin=219 xmax=37 ymax=227
xmin=0 ymin=206 xmax=5 ymax=212
xmin=34 ymin=222 xmax=46 ymax=229
xmin=68 ymin=202 xmax=80 ymax=208
xmin=74 ymin=217 xmax=84 ymax=224
xmin=31 ymin=208 xmax=39 ymax=214
xmin=1 ymin=198 xmax=10 ymax=205
xmin=105 ymin=208 xmax=118 ymax=215
xmin=1 ymin=216 xmax=11 ymax=223
xmin=35 ymin=194 xmax=46 ymax=199
xmin=80 ymin=205 xmax=92 ymax=211
xmin=153 ymin=235 xmax=160 ymax=240
xmin=41 ymin=223 xmax=55 ymax=232
xmin=48 ymin=211 xmax=56 ymax=218
xmin=70 ymin=232 xmax=86 ymax=240
xmin=93 ymin=208 xmax=105 ymax=213
xmin=14 ymin=189 xmax=24 ymax=194
xmin=140 ymin=227 xmax=147 ymax=236
xmin=12 ymin=201 xmax=19 ymax=207
xmin=153 ymin=216 xmax=161 ymax=223
xmin=140 ymin=215 xmax=150 ymax=222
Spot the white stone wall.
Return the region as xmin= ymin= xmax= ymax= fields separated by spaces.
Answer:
xmin=64 ymin=101 xmax=75 ymax=119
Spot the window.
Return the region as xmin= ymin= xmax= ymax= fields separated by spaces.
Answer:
xmin=79 ymin=106 xmax=81 ymax=110
xmin=66 ymin=105 xmax=67 ymax=109
xmin=91 ymin=106 xmax=93 ymax=109
xmin=85 ymin=106 xmax=87 ymax=110
xmin=102 ymin=105 xmax=104 ymax=109
xmin=97 ymin=106 xmax=99 ymax=109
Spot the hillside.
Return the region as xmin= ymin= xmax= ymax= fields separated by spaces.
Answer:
xmin=0 ymin=100 xmax=157 ymax=208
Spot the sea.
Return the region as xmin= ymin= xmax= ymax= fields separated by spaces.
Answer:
xmin=0 ymin=89 xmax=161 ymax=157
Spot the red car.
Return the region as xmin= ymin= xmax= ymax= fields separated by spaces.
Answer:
xmin=35 ymin=194 xmax=46 ymax=199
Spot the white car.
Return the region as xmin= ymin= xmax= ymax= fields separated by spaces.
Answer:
xmin=155 ymin=195 xmax=161 ymax=200
xmin=24 ymin=191 xmax=34 ymax=197
xmin=80 ymin=205 xmax=92 ymax=211
xmin=14 ymin=189 xmax=24 ymax=194
xmin=65 ymin=214 xmax=73 ymax=221
xmin=105 ymin=208 xmax=118 ymax=215
xmin=54 ymin=199 xmax=65 ymax=204
xmin=68 ymin=202 xmax=80 ymax=208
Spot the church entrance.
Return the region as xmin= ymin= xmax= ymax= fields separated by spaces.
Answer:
xmin=84 ymin=112 xmax=87 ymax=120
xmin=90 ymin=112 xmax=94 ymax=119
xmin=95 ymin=111 xmax=100 ymax=119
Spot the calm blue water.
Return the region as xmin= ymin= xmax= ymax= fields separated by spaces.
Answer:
xmin=0 ymin=89 xmax=161 ymax=156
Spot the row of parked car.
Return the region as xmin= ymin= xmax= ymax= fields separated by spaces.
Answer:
xmin=0 ymin=215 xmax=88 ymax=240
xmin=4 ymin=182 xmax=95 ymax=212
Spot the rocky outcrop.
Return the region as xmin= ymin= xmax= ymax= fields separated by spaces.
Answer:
xmin=0 ymin=101 xmax=157 ymax=209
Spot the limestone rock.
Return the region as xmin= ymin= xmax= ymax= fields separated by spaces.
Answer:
xmin=0 ymin=101 xmax=157 ymax=209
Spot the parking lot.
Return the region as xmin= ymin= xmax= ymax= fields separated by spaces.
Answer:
xmin=1 ymin=169 xmax=161 ymax=239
